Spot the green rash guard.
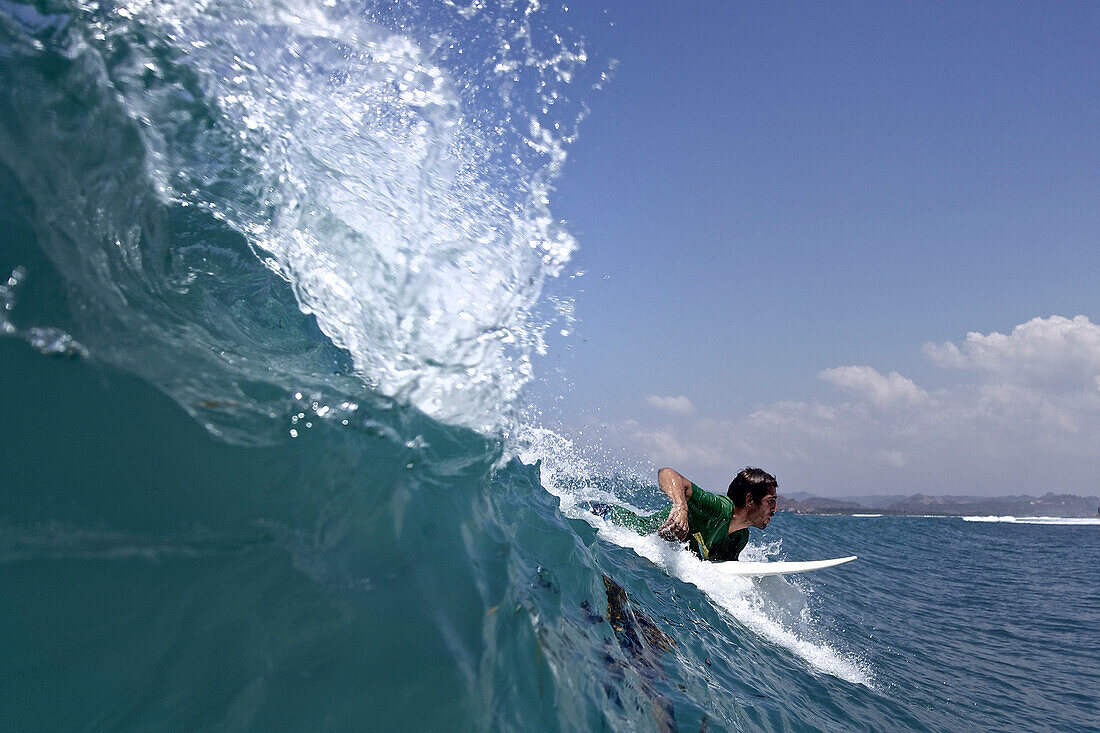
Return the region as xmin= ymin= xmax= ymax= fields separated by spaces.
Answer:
xmin=598 ymin=483 xmax=749 ymax=562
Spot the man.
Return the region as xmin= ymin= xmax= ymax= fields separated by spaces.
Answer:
xmin=590 ymin=466 xmax=778 ymax=562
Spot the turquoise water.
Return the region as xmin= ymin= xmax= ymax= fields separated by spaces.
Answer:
xmin=3 ymin=1 xmax=1099 ymax=730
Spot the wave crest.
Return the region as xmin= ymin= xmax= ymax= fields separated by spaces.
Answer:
xmin=1 ymin=0 xmax=594 ymax=436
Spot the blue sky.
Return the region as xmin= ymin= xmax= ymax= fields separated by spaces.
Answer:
xmin=531 ymin=1 xmax=1100 ymax=496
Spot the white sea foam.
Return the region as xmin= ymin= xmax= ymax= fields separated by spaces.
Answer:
xmin=961 ymin=515 xmax=1100 ymax=525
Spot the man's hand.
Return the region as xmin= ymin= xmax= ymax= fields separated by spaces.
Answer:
xmin=657 ymin=505 xmax=689 ymax=542
xmin=656 ymin=467 xmax=693 ymax=542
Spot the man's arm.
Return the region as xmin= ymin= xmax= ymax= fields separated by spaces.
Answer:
xmin=656 ymin=467 xmax=693 ymax=541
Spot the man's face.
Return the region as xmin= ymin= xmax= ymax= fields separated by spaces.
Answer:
xmin=749 ymin=490 xmax=778 ymax=529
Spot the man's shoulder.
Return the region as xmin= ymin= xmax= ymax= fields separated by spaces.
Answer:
xmin=689 ymin=484 xmax=734 ymax=515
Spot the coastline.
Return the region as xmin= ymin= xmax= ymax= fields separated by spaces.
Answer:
xmin=779 ymin=492 xmax=1100 ymax=518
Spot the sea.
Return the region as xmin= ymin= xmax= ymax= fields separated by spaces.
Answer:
xmin=2 ymin=1 xmax=1098 ymax=731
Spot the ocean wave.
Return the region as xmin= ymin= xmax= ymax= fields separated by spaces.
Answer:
xmin=0 ymin=0 xmax=594 ymax=439
xmin=3 ymin=2 xmax=884 ymax=728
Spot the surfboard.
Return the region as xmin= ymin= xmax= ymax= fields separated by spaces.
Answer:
xmin=723 ymin=555 xmax=857 ymax=576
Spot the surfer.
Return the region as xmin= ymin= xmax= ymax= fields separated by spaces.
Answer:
xmin=590 ymin=466 xmax=778 ymax=562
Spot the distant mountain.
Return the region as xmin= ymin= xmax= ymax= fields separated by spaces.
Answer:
xmin=831 ymin=494 xmax=909 ymax=510
xmin=779 ymin=496 xmax=870 ymax=514
xmin=782 ymin=491 xmax=881 ymax=511
xmin=887 ymin=493 xmax=1099 ymax=517
xmin=778 ymin=492 xmax=1100 ymax=517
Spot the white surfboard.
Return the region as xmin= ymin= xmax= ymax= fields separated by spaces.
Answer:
xmin=723 ymin=555 xmax=857 ymax=576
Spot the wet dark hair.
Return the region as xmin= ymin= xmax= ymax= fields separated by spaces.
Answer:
xmin=727 ymin=467 xmax=777 ymax=508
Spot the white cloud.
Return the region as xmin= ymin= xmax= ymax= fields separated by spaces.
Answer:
xmin=881 ymin=450 xmax=907 ymax=468
xmin=645 ymin=394 xmax=696 ymax=415
xmin=819 ymin=365 xmax=927 ymax=408
xmin=616 ymin=315 xmax=1100 ymax=495
xmin=628 ymin=428 xmax=724 ymax=466
xmin=923 ymin=315 xmax=1100 ymax=391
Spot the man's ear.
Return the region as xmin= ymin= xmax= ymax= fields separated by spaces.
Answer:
xmin=744 ymin=492 xmax=754 ymax=507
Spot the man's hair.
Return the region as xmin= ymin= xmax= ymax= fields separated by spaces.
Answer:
xmin=727 ymin=467 xmax=777 ymax=508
